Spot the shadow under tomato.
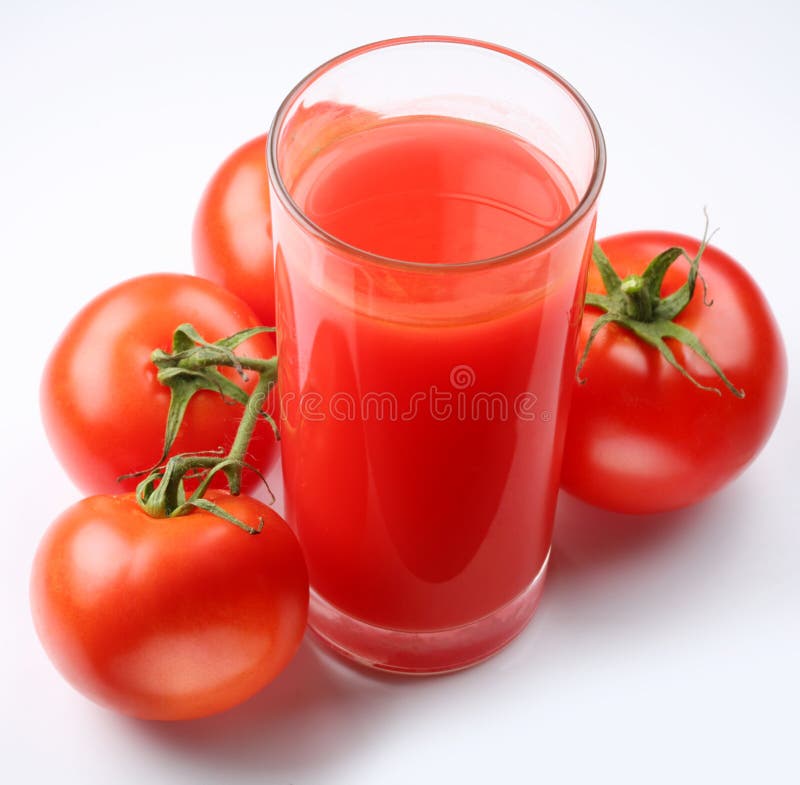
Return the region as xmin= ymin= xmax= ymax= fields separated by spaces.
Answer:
xmin=550 ymin=491 xmax=708 ymax=572
xmin=548 ymin=481 xmax=755 ymax=586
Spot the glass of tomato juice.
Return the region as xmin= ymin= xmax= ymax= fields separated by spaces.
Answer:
xmin=267 ymin=37 xmax=605 ymax=673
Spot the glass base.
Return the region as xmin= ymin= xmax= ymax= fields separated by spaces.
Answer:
xmin=308 ymin=550 xmax=550 ymax=675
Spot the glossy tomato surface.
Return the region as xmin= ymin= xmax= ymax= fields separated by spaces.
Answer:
xmin=30 ymin=492 xmax=308 ymax=720
xmin=561 ymin=232 xmax=786 ymax=514
xmin=41 ymin=273 xmax=277 ymax=495
xmin=192 ymin=135 xmax=275 ymax=326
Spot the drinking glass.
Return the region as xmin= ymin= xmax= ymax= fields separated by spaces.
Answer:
xmin=268 ymin=36 xmax=605 ymax=673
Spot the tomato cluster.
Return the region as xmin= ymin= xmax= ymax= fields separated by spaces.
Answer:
xmin=33 ymin=142 xmax=307 ymax=721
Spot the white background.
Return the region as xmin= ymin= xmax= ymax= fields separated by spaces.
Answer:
xmin=2 ymin=1 xmax=798 ymax=783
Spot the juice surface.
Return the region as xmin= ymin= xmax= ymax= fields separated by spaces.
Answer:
xmin=276 ymin=113 xmax=586 ymax=631
xmin=293 ymin=116 xmax=574 ymax=263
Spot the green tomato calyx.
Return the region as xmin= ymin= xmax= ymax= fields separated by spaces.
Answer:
xmin=577 ymin=217 xmax=745 ymax=398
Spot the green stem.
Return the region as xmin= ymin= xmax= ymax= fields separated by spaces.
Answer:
xmin=228 ymin=369 xmax=275 ymax=461
xmin=620 ymin=275 xmax=653 ymax=321
xmin=132 ymin=324 xmax=280 ymax=529
xmin=226 ymin=368 xmax=277 ymax=495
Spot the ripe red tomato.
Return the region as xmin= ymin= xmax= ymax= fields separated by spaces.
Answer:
xmin=30 ymin=492 xmax=308 ymax=720
xmin=561 ymin=231 xmax=786 ymax=514
xmin=41 ymin=273 xmax=277 ymax=495
xmin=193 ymin=135 xmax=275 ymax=326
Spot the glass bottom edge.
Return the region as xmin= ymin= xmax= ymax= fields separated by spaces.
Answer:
xmin=308 ymin=549 xmax=550 ymax=675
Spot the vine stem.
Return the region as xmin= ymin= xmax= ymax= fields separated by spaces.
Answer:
xmin=226 ymin=367 xmax=277 ymax=495
xmin=132 ymin=325 xmax=279 ymax=532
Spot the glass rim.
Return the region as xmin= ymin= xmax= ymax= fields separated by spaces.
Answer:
xmin=267 ymin=35 xmax=607 ymax=272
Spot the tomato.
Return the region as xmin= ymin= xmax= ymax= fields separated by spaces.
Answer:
xmin=41 ymin=273 xmax=278 ymax=496
xmin=561 ymin=231 xmax=786 ymax=514
xmin=193 ymin=135 xmax=275 ymax=326
xmin=30 ymin=492 xmax=308 ymax=720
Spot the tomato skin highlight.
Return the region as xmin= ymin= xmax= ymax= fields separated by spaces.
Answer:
xmin=561 ymin=232 xmax=787 ymax=514
xmin=30 ymin=492 xmax=308 ymax=721
xmin=40 ymin=273 xmax=277 ymax=496
xmin=192 ymin=135 xmax=275 ymax=326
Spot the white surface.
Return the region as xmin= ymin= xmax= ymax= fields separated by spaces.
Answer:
xmin=2 ymin=1 xmax=798 ymax=783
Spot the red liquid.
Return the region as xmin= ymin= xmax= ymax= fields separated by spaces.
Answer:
xmin=276 ymin=115 xmax=587 ymax=632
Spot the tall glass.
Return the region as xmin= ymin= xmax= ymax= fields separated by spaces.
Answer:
xmin=268 ymin=37 xmax=605 ymax=673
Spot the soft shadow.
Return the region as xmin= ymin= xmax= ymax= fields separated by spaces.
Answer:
xmin=545 ymin=488 xmax=738 ymax=616
xmin=544 ymin=486 xmax=747 ymax=628
xmin=550 ymin=490 xmax=713 ymax=577
xmin=548 ymin=483 xmax=756 ymax=591
xmin=128 ymin=634 xmax=398 ymax=777
xmin=488 ymin=489 xmax=743 ymax=678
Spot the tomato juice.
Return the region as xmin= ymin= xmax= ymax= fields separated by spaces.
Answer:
xmin=274 ymin=113 xmax=593 ymax=636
